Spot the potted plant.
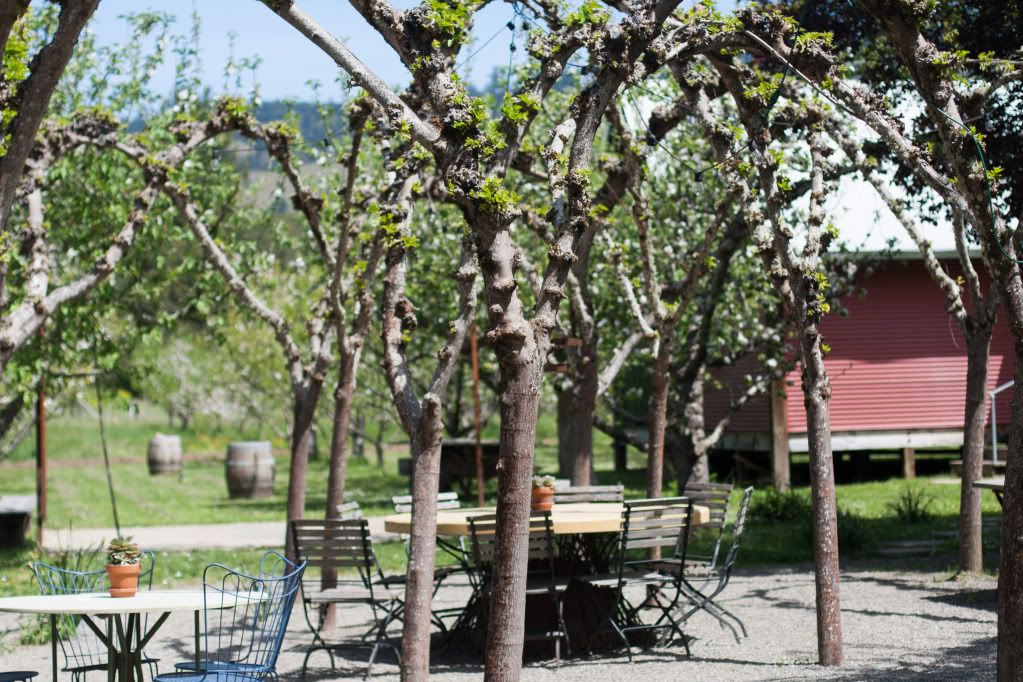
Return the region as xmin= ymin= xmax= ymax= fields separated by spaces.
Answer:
xmin=106 ymin=536 xmax=142 ymax=598
xmin=531 ymin=474 xmax=556 ymax=512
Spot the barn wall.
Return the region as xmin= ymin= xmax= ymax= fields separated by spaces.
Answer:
xmin=705 ymin=258 xmax=1014 ymax=440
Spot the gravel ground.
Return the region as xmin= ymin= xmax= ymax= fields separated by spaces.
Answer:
xmin=0 ymin=561 xmax=997 ymax=681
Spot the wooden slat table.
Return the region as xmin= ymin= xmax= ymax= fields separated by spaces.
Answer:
xmin=973 ymin=477 xmax=1006 ymax=507
xmin=383 ymin=501 xmax=711 ymax=536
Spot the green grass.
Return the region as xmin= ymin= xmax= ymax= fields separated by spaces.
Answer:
xmin=0 ymin=402 xmax=1005 ymax=572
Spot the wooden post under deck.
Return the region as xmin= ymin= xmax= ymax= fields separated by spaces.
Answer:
xmin=770 ymin=378 xmax=790 ymax=491
xmin=902 ymin=447 xmax=916 ymax=480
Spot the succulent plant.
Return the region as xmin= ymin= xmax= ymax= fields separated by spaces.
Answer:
xmin=531 ymin=474 xmax=556 ymax=489
xmin=106 ymin=536 xmax=142 ymax=566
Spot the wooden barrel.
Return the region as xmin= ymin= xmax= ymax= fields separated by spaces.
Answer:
xmin=147 ymin=434 xmax=182 ymax=475
xmin=225 ymin=441 xmax=275 ymax=498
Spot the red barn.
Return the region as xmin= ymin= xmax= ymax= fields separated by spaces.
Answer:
xmin=706 ymin=255 xmax=1014 ymax=480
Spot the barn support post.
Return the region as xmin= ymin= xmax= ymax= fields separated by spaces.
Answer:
xmin=902 ymin=447 xmax=916 ymax=480
xmin=770 ymin=379 xmax=790 ymax=491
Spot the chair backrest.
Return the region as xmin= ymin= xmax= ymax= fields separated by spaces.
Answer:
xmin=721 ymin=487 xmax=754 ymax=576
xmin=553 ymin=484 xmax=625 ymax=504
xmin=336 ymin=500 xmax=363 ymax=520
xmin=682 ymin=481 xmax=733 ymax=530
xmin=290 ymin=518 xmax=376 ymax=575
xmin=201 ymin=554 xmax=306 ymax=674
xmin=467 ymin=512 xmax=556 ymax=584
xmin=33 ymin=551 xmax=157 ymax=672
xmin=392 ymin=491 xmax=460 ymax=514
xmin=619 ymin=496 xmax=693 ymax=569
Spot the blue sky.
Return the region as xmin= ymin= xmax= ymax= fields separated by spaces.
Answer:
xmin=82 ymin=0 xmax=529 ymax=101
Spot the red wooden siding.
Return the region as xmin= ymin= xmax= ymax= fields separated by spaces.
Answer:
xmin=705 ymin=258 xmax=1014 ymax=436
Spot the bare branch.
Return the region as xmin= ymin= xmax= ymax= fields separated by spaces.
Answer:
xmin=597 ymin=331 xmax=646 ymax=397
xmin=260 ymin=1 xmax=442 ymax=152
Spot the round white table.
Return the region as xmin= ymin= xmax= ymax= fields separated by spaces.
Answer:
xmin=0 ymin=591 xmax=235 ymax=682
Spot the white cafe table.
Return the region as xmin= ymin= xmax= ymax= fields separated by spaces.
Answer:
xmin=0 ymin=590 xmax=236 ymax=682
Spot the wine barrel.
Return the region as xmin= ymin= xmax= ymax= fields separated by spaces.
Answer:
xmin=225 ymin=441 xmax=275 ymax=498
xmin=147 ymin=434 xmax=182 ymax=475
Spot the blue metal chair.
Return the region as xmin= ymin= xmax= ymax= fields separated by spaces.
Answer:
xmin=0 ymin=673 xmax=38 ymax=682
xmin=157 ymin=552 xmax=306 ymax=682
xmin=32 ymin=551 xmax=158 ymax=682
xmin=173 ymin=551 xmax=300 ymax=674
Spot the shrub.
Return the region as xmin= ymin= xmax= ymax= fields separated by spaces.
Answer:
xmin=801 ymin=505 xmax=873 ymax=556
xmin=886 ymin=486 xmax=934 ymax=524
xmin=748 ymin=487 xmax=813 ymax=523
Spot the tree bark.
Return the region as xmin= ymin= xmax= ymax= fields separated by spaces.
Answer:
xmin=400 ymin=405 xmax=445 ymax=681
xmin=959 ymin=327 xmax=992 ymax=574
xmin=556 ymin=338 xmax=597 ymax=485
xmin=647 ymin=338 xmax=673 ymax=500
xmin=998 ymin=352 xmax=1023 ymax=681
xmin=319 ymin=352 xmax=358 ymax=630
xmin=683 ymin=376 xmax=710 ymax=487
xmin=484 ymin=357 xmax=543 ymax=682
xmin=285 ymin=382 xmax=323 ymax=559
xmin=798 ymin=321 xmax=843 ymax=666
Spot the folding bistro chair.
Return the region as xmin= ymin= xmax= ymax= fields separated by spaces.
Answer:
xmin=584 ymin=496 xmax=695 ymax=660
xmin=552 ymin=484 xmax=625 ymax=504
xmin=468 ymin=512 xmax=570 ymax=662
xmin=33 ymin=552 xmax=160 ymax=682
xmin=681 ymin=482 xmax=734 ymax=574
xmin=677 ymin=486 xmax=754 ymax=643
xmin=337 ymin=501 xmax=363 ymax=521
xmin=155 ymin=553 xmax=306 ymax=682
xmin=290 ymin=518 xmax=403 ymax=680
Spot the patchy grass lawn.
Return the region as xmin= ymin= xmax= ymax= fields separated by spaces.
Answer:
xmin=0 ymin=403 xmax=1004 ymax=575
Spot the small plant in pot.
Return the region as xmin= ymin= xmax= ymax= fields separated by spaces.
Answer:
xmin=106 ymin=536 xmax=142 ymax=598
xmin=531 ymin=474 xmax=556 ymax=512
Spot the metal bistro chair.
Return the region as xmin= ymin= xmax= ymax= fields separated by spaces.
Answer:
xmin=290 ymin=518 xmax=403 ymax=680
xmin=677 ymin=486 xmax=754 ymax=643
xmin=155 ymin=554 xmax=306 ymax=682
xmin=468 ymin=512 xmax=570 ymax=662
xmin=680 ymin=481 xmax=734 ymax=574
xmin=174 ymin=551 xmax=301 ymax=674
xmin=586 ymin=496 xmax=695 ymax=660
xmin=33 ymin=552 xmax=159 ymax=682
xmin=552 ymin=484 xmax=625 ymax=504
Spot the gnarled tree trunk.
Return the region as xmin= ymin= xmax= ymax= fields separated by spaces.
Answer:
xmin=798 ymin=323 xmax=843 ymax=666
xmin=484 ymin=356 xmax=544 ymax=682
xmin=320 ymin=353 xmax=358 ymax=630
xmin=285 ymin=382 xmax=323 ymax=559
xmin=647 ymin=338 xmax=674 ymax=500
xmin=959 ymin=327 xmax=992 ymax=574
xmin=400 ymin=406 xmax=446 ymax=681
xmin=557 ymin=337 xmax=597 ymax=485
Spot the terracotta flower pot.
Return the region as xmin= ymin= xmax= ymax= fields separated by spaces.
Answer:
xmin=531 ymin=486 xmax=554 ymax=512
xmin=106 ymin=563 xmax=141 ymax=598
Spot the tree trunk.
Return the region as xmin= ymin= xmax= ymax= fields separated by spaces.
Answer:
xmin=320 ymin=354 xmax=357 ymax=630
xmin=647 ymin=340 xmax=673 ymax=499
xmin=798 ymin=325 xmax=844 ymax=666
xmin=284 ymin=382 xmax=322 ymax=559
xmin=556 ymin=340 xmax=597 ymax=485
xmin=681 ymin=376 xmax=710 ymax=488
xmin=959 ymin=327 xmax=992 ymax=574
xmin=484 ymin=357 xmax=542 ymax=682
xmin=997 ymin=338 xmax=1023 ymax=681
xmin=400 ymin=405 xmax=445 ymax=682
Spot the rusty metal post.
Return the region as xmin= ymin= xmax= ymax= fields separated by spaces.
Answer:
xmin=469 ymin=321 xmax=485 ymax=507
